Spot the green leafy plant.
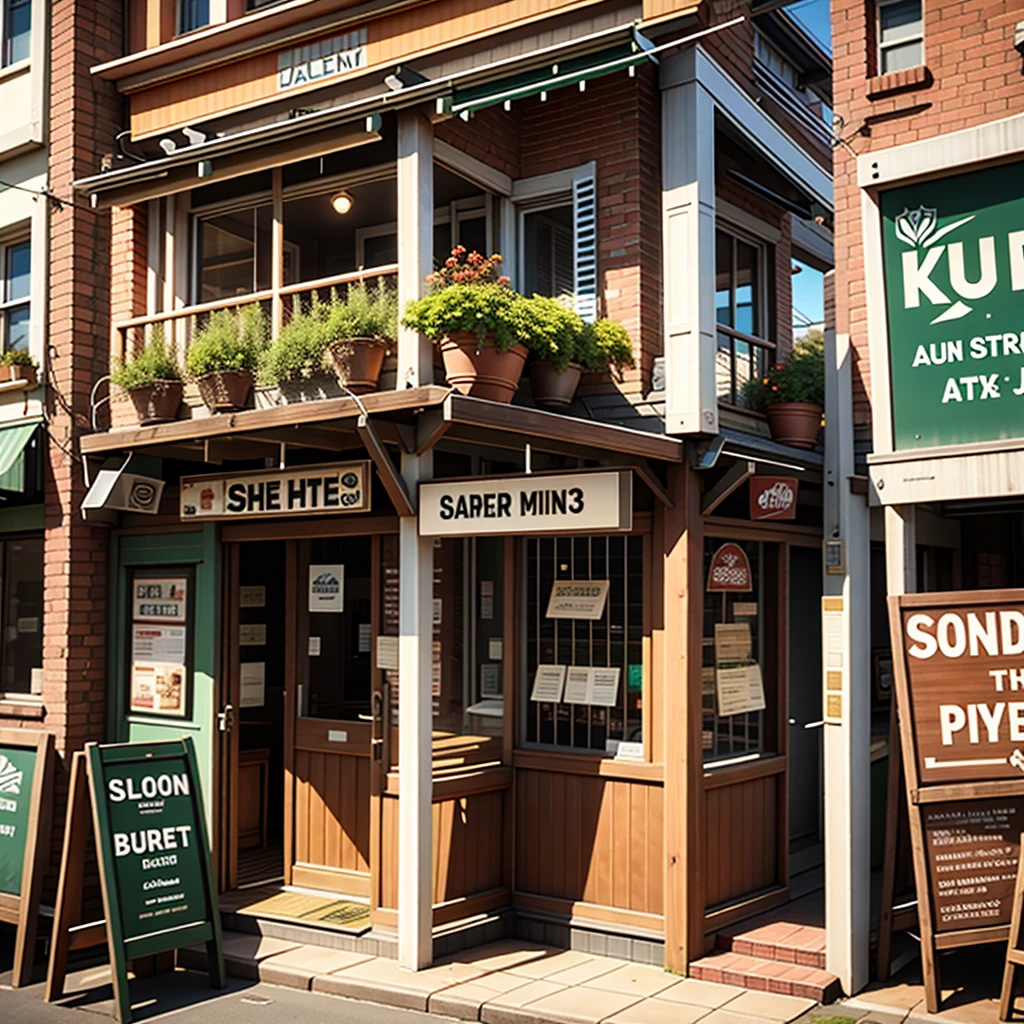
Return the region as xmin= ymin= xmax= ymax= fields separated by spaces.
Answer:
xmin=0 ymin=349 xmax=37 ymax=368
xmin=403 ymin=281 xmax=526 ymax=351
xmin=111 ymin=327 xmax=181 ymax=390
xmin=578 ymin=318 xmax=635 ymax=374
xmin=185 ymin=304 xmax=267 ymax=378
xmin=741 ymin=331 xmax=825 ymax=412
xmin=322 ymin=281 xmax=398 ymax=345
xmin=515 ymin=295 xmax=585 ymax=372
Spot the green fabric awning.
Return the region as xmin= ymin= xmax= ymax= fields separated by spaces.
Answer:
xmin=451 ymin=40 xmax=653 ymax=117
xmin=0 ymin=420 xmax=41 ymax=493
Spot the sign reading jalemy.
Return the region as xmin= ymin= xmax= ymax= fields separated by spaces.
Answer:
xmin=419 ymin=471 xmax=632 ymax=537
xmin=180 ymin=463 xmax=369 ymax=521
xmin=881 ymin=161 xmax=1024 ymax=449
xmin=276 ymin=30 xmax=367 ymax=90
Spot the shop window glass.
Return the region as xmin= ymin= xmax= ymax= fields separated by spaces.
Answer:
xmin=523 ymin=535 xmax=643 ymax=756
xmin=878 ymin=0 xmax=923 ymax=74
xmin=1 ymin=535 xmax=43 ymax=695
xmin=702 ymin=539 xmax=766 ymax=763
xmin=195 ymin=206 xmax=273 ymax=302
xmin=522 ymin=205 xmax=574 ymax=300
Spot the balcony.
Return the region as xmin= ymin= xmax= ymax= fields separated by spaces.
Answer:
xmin=715 ymin=324 xmax=774 ymax=410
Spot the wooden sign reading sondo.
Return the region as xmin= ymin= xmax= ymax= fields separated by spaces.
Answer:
xmin=890 ymin=589 xmax=1024 ymax=1014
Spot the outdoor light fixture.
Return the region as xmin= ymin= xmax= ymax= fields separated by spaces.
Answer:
xmin=330 ymin=189 xmax=354 ymax=215
xmin=384 ymin=65 xmax=429 ymax=91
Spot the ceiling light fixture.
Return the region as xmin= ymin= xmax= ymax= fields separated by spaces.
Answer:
xmin=330 ymin=189 xmax=354 ymax=215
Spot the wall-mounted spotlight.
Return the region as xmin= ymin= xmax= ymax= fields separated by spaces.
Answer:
xmin=331 ymin=189 xmax=354 ymax=215
xmin=384 ymin=65 xmax=429 ymax=91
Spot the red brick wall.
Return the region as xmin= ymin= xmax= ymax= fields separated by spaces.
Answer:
xmin=110 ymin=205 xmax=148 ymax=325
xmin=45 ymin=0 xmax=123 ymax=763
xmin=832 ymin=0 xmax=1024 ymax=437
xmin=436 ymin=105 xmax=522 ymax=181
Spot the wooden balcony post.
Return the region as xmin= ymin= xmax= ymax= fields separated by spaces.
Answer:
xmin=272 ymin=168 xmax=284 ymax=338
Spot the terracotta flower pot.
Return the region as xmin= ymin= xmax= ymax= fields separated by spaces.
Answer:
xmin=2 ymin=364 xmax=37 ymax=389
xmin=127 ymin=380 xmax=183 ymax=425
xmin=326 ymin=337 xmax=389 ymax=395
xmin=438 ymin=332 xmax=527 ymax=403
xmin=196 ymin=369 xmax=254 ymax=412
xmin=766 ymin=401 xmax=822 ymax=449
xmin=528 ymin=361 xmax=582 ymax=410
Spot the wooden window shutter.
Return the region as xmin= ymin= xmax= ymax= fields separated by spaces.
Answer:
xmin=573 ymin=174 xmax=598 ymax=323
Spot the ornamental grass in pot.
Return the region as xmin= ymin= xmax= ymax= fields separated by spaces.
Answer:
xmin=322 ymin=281 xmax=398 ymax=394
xmin=403 ymin=247 xmax=527 ymax=403
xmin=186 ymin=304 xmax=267 ymax=412
xmin=0 ymin=349 xmax=39 ymax=389
xmin=111 ymin=328 xmax=183 ymax=425
xmin=741 ymin=333 xmax=825 ymax=449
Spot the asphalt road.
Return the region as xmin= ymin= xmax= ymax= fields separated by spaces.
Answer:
xmin=0 ymin=934 xmax=439 ymax=1024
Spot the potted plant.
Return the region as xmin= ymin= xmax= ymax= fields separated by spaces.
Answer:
xmin=186 ymin=304 xmax=266 ymax=412
xmin=741 ymin=332 xmax=825 ymax=449
xmin=111 ymin=328 xmax=183 ymax=425
xmin=259 ymin=296 xmax=333 ymax=399
xmin=403 ymin=247 xmax=527 ymax=403
xmin=0 ymin=349 xmax=39 ymax=389
xmin=322 ymin=281 xmax=398 ymax=394
xmin=521 ymin=295 xmax=585 ymax=409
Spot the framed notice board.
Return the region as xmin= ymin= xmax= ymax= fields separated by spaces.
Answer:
xmin=889 ymin=589 xmax=1024 ymax=1013
xmin=0 ymin=728 xmax=53 ymax=987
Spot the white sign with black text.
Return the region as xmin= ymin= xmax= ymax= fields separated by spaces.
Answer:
xmin=309 ymin=564 xmax=344 ymax=614
xmin=546 ymin=580 xmax=610 ymax=620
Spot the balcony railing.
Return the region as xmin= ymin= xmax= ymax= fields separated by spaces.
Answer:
xmin=112 ymin=264 xmax=399 ymax=372
xmin=715 ymin=324 xmax=775 ymax=409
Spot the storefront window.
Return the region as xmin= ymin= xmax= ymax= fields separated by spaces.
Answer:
xmin=702 ymin=539 xmax=766 ymax=763
xmin=523 ymin=535 xmax=643 ymax=755
xmin=0 ymin=535 xmax=43 ymax=695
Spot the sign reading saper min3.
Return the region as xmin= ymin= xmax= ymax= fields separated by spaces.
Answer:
xmin=881 ymin=161 xmax=1024 ymax=450
xmin=180 ymin=463 xmax=370 ymax=521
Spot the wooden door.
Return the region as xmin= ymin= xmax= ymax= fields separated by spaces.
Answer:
xmin=286 ymin=535 xmax=381 ymax=898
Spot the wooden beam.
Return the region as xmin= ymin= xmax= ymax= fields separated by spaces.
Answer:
xmin=357 ymin=415 xmax=415 ymax=517
xmin=700 ymin=460 xmax=755 ymax=515
xmin=416 ymin=406 xmax=449 ymax=455
xmin=629 ymin=459 xmax=673 ymax=508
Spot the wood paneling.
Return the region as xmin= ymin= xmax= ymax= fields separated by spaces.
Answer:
xmin=704 ymin=773 xmax=780 ymax=909
xmin=514 ymin=769 xmax=663 ymax=916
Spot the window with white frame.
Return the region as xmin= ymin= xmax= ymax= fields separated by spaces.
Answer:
xmin=514 ymin=166 xmax=597 ymax=322
xmin=878 ymin=0 xmax=923 ymax=74
xmin=1 ymin=238 xmax=30 ymax=353
xmin=2 ymin=0 xmax=30 ymax=67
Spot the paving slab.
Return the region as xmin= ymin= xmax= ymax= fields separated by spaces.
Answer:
xmin=725 ymin=988 xmax=816 ymax=1021
xmin=656 ymin=977 xmax=747 ymax=1008
xmin=606 ymin=997 xmax=712 ymax=1024
xmin=427 ymin=973 xmax=539 ymax=1021
xmin=479 ymin=978 xmax=568 ymax=1023
xmin=581 ymin=961 xmax=679 ymax=998
xmin=504 ymin=949 xmax=601 ymax=980
xmin=507 ymin=984 xmax=642 ymax=1024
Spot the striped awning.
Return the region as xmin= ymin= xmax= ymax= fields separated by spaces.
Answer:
xmin=0 ymin=420 xmax=41 ymax=493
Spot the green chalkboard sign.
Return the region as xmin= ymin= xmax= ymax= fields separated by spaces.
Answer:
xmin=0 ymin=745 xmax=37 ymax=896
xmin=87 ymin=738 xmax=224 ymax=1023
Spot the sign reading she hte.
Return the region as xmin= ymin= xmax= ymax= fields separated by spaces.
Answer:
xmin=180 ymin=463 xmax=369 ymax=520
xmin=893 ymin=592 xmax=1024 ymax=784
xmin=749 ymin=476 xmax=798 ymax=521
xmin=881 ymin=161 xmax=1024 ymax=450
xmin=419 ymin=471 xmax=632 ymax=537
xmin=707 ymin=543 xmax=752 ymax=593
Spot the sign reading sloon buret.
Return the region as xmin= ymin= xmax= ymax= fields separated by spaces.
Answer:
xmin=180 ymin=462 xmax=370 ymax=520
xmin=881 ymin=161 xmax=1024 ymax=450
xmin=418 ymin=470 xmax=632 ymax=537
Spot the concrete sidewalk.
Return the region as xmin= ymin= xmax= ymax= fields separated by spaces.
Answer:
xmin=181 ymin=931 xmax=819 ymax=1024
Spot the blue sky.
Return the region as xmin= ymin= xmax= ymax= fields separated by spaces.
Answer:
xmin=792 ymin=259 xmax=825 ymax=330
xmin=787 ymin=0 xmax=831 ymax=53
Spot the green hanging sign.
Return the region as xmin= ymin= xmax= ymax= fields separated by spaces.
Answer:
xmin=880 ymin=160 xmax=1024 ymax=450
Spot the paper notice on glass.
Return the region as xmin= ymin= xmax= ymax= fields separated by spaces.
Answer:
xmin=432 ymin=640 xmax=442 ymax=696
xmin=590 ymin=667 xmax=621 ymax=706
xmin=433 ymin=599 xmax=442 ymax=625
xmin=563 ymin=666 xmax=592 ymax=704
xmin=133 ymin=577 xmax=188 ymax=623
xmin=733 ymin=602 xmax=758 ymax=617
xmin=239 ymin=623 xmax=267 ymax=646
xmin=716 ymin=664 xmax=766 ymax=717
xmin=530 ymin=664 xmax=566 ymax=703
xmin=545 ymin=580 xmax=610 ymax=620
xmin=240 ymin=661 xmax=266 ymax=708
xmin=701 ymin=666 xmax=717 ymax=695
xmin=132 ymin=624 xmax=187 ymax=664
xmin=130 ymin=662 xmax=186 ymax=716
xmin=480 ymin=663 xmax=501 ymax=696
xmin=488 ymin=638 xmax=503 ymax=660
xmin=358 ymin=623 xmax=372 ymax=653
xmin=309 ymin=564 xmax=344 ymax=613
xmin=714 ymin=623 xmax=753 ymax=665
xmin=376 ymin=635 xmax=398 ymax=672
xmin=239 ymin=585 xmax=265 ymax=608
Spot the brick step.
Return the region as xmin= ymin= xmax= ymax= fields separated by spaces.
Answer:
xmin=690 ymin=950 xmax=842 ymax=1003
xmin=715 ymin=922 xmax=827 ymax=970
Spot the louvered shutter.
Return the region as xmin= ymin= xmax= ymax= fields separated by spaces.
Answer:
xmin=572 ymin=174 xmax=598 ymax=323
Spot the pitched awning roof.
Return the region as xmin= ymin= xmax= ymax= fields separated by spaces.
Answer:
xmin=0 ymin=420 xmax=41 ymax=493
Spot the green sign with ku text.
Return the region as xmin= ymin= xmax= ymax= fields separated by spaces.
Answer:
xmin=881 ymin=161 xmax=1024 ymax=450
xmin=0 ymin=746 xmax=37 ymax=896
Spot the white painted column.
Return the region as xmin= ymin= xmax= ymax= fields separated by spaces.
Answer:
xmin=396 ymin=107 xmax=434 ymax=970
xmin=660 ymin=48 xmax=718 ymax=437
xmin=822 ymin=326 xmax=871 ymax=995
xmin=884 ymin=506 xmax=917 ymax=597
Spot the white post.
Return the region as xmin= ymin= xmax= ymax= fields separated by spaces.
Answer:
xmin=823 ymin=325 xmax=871 ymax=995
xmin=660 ymin=48 xmax=718 ymax=437
xmin=884 ymin=506 xmax=916 ymax=598
xmin=396 ymin=107 xmax=434 ymax=970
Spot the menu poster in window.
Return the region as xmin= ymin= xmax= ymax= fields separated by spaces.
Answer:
xmin=545 ymin=580 xmax=610 ymax=620
xmin=239 ymin=585 xmax=265 ymax=609
xmin=132 ymin=578 xmax=187 ymax=624
xmin=240 ymin=662 xmax=266 ymax=708
xmin=530 ymin=664 xmax=566 ymax=703
xmin=714 ymin=623 xmax=753 ymax=665
xmin=563 ymin=667 xmax=591 ymax=704
xmin=716 ymin=664 xmax=766 ymax=717
xmin=239 ymin=624 xmax=267 ymax=646
xmin=130 ymin=626 xmax=187 ymax=717
xmin=590 ymin=667 xmax=621 ymax=707
xmin=480 ymin=663 xmax=501 ymax=697
xmin=309 ymin=564 xmax=344 ymax=613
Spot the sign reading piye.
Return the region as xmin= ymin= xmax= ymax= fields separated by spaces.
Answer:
xmin=418 ymin=470 xmax=632 ymax=537
xmin=180 ymin=462 xmax=369 ymax=521
xmin=881 ymin=161 xmax=1024 ymax=450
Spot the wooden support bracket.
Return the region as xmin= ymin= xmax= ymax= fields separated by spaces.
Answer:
xmin=701 ymin=460 xmax=755 ymax=515
xmin=357 ymin=414 xmax=416 ymax=517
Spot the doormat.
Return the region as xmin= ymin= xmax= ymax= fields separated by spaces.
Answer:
xmin=228 ymin=890 xmax=371 ymax=935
